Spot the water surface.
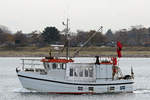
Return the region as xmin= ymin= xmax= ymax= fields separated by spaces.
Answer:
xmin=0 ymin=57 xmax=150 ymax=100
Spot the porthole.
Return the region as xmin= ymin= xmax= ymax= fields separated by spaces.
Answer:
xmin=120 ymin=86 xmax=125 ymax=90
xmin=110 ymin=87 xmax=115 ymax=90
xmin=88 ymin=87 xmax=94 ymax=91
xmin=78 ymin=87 xmax=83 ymax=91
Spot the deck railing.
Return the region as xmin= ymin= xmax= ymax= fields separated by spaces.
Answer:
xmin=21 ymin=59 xmax=44 ymax=72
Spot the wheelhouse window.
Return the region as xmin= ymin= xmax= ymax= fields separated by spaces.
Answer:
xmin=89 ymin=68 xmax=93 ymax=77
xmin=44 ymin=63 xmax=66 ymax=70
xmin=85 ymin=68 xmax=89 ymax=77
xmin=59 ymin=63 xmax=66 ymax=69
xmin=69 ymin=66 xmax=94 ymax=78
xmin=44 ymin=62 xmax=52 ymax=70
xmin=74 ymin=71 xmax=78 ymax=77
xmin=66 ymin=63 xmax=95 ymax=81
xmin=52 ymin=63 xmax=57 ymax=69
xmin=79 ymin=70 xmax=83 ymax=77
xmin=63 ymin=64 xmax=66 ymax=69
xmin=60 ymin=63 xmax=65 ymax=69
xmin=70 ymin=68 xmax=73 ymax=76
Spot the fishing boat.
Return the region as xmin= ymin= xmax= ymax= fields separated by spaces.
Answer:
xmin=16 ymin=20 xmax=134 ymax=94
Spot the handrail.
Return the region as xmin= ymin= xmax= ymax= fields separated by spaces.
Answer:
xmin=21 ymin=59 xmax=43 ymax=71
xmin=21 ymin=59 xmax=41 ymax=61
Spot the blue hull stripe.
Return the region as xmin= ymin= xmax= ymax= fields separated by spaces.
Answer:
xmin=18 ymin=74 xmax=134 ymax=86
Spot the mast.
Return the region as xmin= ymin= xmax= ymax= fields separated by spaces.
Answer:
xmin=62 ymin=18 xmax=70 ymax=59
xmin=66 ymin=18 xmax=69 ymax=60
xmin=55 ymin=19 xmax=70 ymax=59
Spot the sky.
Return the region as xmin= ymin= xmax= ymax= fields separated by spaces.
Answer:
xmin=0 ymin=0 xmax=150 ymax=33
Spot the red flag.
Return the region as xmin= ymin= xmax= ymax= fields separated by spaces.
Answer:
xmin=117 ymin=41 xmax=122 ymax=57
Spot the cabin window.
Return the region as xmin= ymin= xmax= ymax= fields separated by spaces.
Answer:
xmin=85 ymin=68 xmax=89 ymax=77
xmin=55 ymin=63 xmax=66 ymax=70
xmin=78 ymin=87 xmax=83 ymax=91
xmin=74 ymin=71 xmax=78 ymax=77
xmin=89 ymin=68 xmax=93 ymax=77
xmin=44 ymin=63 xmax=51 ymax=70
xmin=47 ymin=63 xmax=51 ymax=70
xmin=47 ymin=64 xmax=50 ymax=68
xmin=43 ymin=62 xmax=46 ymax=68
xmin=52 ymin=63 xmax=57 ymax=69
xmin=43 ymin=62 xmax=47 ymax=69
xmin=70 ymin=68 xmax=73 ymax=76
xmin=79 ymin=70 xmax=83 ymax=77
xmin=120 ymin=86 xmax=125 ymax=90
xmin=88 ymin=87 xmax=94 ymax=91
xmin=44 ymin=63 xmax=66 ymax=70
xmin=57 ymin=64 xmax=61 ymax=69
xmin=63 ymin=64 xmax=66 ymax=69
xmin=69 ymin=67 xmax=94 ymax=78
xmin=60 ymin=63 xmax=63 ymax=69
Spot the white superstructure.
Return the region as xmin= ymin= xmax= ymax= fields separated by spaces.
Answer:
xmin=16 ymin=57 xmax=134 ymax=94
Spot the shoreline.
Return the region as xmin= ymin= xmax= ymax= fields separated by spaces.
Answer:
xmin=0 ymin=46 xmax=150 ymax=57
xmin=0 ymin=53 xmax=150 ymax=58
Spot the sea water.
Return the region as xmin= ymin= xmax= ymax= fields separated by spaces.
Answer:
xmin=0 ymin=57 xmax=150 ymax=100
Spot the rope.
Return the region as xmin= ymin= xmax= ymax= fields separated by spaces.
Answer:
xmin=72 ymin=26 xmax=103 ymax=58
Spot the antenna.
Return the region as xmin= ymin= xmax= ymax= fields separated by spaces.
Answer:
xmin=62 ymin=18 xmax=70 ymax=60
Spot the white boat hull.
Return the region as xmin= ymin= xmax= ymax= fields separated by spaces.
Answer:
xmin=17 ymin=72 xmax=134 ymax=94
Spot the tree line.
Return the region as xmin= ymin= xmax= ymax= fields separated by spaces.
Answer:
xmin=0 ymin=25 xmax=150 ymax=48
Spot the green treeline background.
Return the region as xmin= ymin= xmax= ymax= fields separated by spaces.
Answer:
xmin=0 ymin=25 xmax=150 ymax=48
